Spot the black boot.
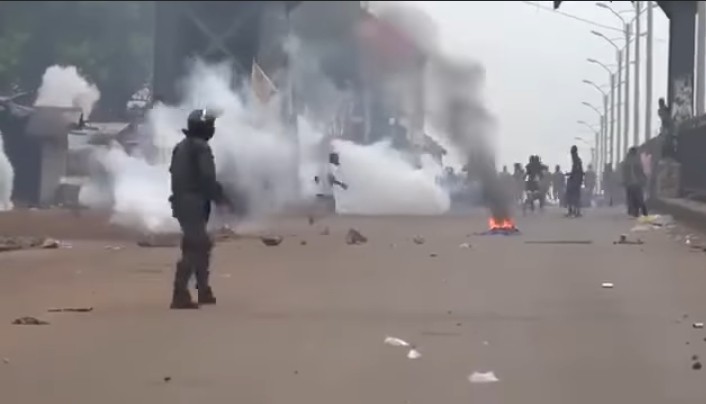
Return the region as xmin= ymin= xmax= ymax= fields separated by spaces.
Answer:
xmin=198 ymin=286 xmax=217 ymax=305
xmin=170 ymin=288 xmax=199 ymax=309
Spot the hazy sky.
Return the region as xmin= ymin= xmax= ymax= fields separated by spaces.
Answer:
xmin=394 ymin=1 xmax=671 ymax=170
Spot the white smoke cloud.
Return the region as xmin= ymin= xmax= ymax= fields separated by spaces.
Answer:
xmin=332 ymin=139 xmax=449 ymax=215
xmin=34 ymin=65 xmax=101 ymax=117
xmin=0 ymin=130 xmax=14 ymax=211
xmin=78 ymin=56 xmax=450 ymax=234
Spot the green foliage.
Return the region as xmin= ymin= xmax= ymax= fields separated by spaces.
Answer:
xmin=0 ymin=1 xmax=154 ymax=117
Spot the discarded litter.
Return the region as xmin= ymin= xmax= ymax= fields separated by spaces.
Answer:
xmin=320 ymin=227 xmax=330 ymax=236
xmin=260 ymin=236 xmax=283 ymax=247
xmin=468 ymin=371 xmax=500 ymax=384
xmin=12 ymin=316 xmax=49 ymax=325
xmin=384 ymin=336 xmax=410 ymax=347
xmin=638 ymin=214 xmax=673 ymax=227
xmin=41 ymin=238 xmax=60 ymax=249
xmin=163 ymin=376 xmax=172 ymax=382
xmin=614 ymin=234 xmax=643 ymax=245
xmin=459 ymin=242 xmax=472 ymax=249
xmin=693 ymin=322 xmax=704 ymax=329
xmin=407 ymin=349 xmax=422 ymax=359
xmin=601 ymin=282 xmax=614 ymax=289
xmin=47 ymin=307 xmax=93 ymax=313
xmin=413 ymin=236 xmax=425 ymax=245
xmin=345 ymin=229 xmax=367 ymax=245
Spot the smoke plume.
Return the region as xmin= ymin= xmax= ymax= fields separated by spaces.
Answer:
xmin=0 ymin=130 xmax=13 ymax=211
xmin=34 ymin=65 xmax=101 ymax=117
xmin=376 ymin=3 xmax=508 ymax=219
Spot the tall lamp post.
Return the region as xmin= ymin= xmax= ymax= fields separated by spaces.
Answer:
xmin=582 ymin=79 xmax=608 ymax=175
xmin=587 ymin=59 xmax=615 ymax=167
xmin=596 ymin=2 xmax=632 ymax=155
xmin=580 ymin=101 xmax=604 ymax=186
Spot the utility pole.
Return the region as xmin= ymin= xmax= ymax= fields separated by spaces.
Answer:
xmin=603 ymin=93 xmax=608 ymax=170
xmin=623 ymin=22 xmax=631 ymax=157
xmin=645 ymin=1 xmax=653 ymax=141
xmin=633 ymin=1 xmax=641 ymax=147
xmin=697 ymin=1 xmax=706 ymax=114
xmin=616 ymin=50 xmax=623 ymax=163
xmin=610 ymin=73 xmax=615 ymax=165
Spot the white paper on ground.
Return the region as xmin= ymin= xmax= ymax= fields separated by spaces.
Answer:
xmin=468 ymin=371 xmax=500 ymax=383
xmin=384 ymin=336 xmax=410 ymax=347
xmin=407 ymin=349 xmax=422 ymax=359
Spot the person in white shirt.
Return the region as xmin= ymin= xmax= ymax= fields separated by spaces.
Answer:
xmin=314 ymin=152 xmax=347 ymax=214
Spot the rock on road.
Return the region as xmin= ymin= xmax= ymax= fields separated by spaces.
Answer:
xmin=1 ymin=207 xmax=706 ymax=403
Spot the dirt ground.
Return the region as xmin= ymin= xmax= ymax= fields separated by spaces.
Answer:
xmin=3 ymin=207 xmax=706 ymax=403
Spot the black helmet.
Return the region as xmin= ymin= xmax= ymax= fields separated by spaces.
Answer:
xmin=182 ymin=109 xmax=216 ymax=140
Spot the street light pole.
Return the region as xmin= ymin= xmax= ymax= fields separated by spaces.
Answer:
xmin=633 ymin=1 xmax=641 ymax=147
xmin=616 ymin=49 xmax=623 ymax=163
xmin=645 ymin=0 xmax=653 ymax=142
xmin=697 ymin=1 xmax=706 ymax=114
xmin=603 ymin=93 xmax=608 ymax=170
xmin=610 ymin=73 xmax=615 ymax=164
xmin=624 ymin=22 xmax=631 ymax=156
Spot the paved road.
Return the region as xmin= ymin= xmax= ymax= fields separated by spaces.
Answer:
xmin=1 ymin=207 xmax=706 ymax=403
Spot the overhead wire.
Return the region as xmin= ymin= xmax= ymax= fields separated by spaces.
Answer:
xmin=519 ymin=1 xmax=624 ymax=33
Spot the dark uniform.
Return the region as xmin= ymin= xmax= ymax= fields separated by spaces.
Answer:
xmin=566 ymin=145 xmax=584 ymax=217
xmin=168 ymin=109 xmax=226 ymax=309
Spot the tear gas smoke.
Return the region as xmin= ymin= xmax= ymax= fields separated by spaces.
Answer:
xmin=34 ymin=65 xmax=101 ymax=117
xmin=332 ymin=139 xmax=449 ymax=215
xmin=0 ymin=130 xmax=14 ymax=211
xmin=79 ymin=56 xmax=449 ymax=234
xmin=378 ymin=3 xmax=509 ymax=219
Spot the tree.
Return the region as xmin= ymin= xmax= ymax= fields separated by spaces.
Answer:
xmin=0 ymin=1 xmax=154 ymax=120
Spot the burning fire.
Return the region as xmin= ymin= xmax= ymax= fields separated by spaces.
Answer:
xmin=489 ymin=217 xmax=516 ymax=230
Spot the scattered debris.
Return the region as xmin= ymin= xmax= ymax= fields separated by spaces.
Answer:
xmin=413 ymin=236 xmax=425 ymax=245
xmin=384 ymin=336 xmax=410 ymax=347
xmin=41 ymin=238 xmax=60 ymax=249
xmin=104 ymin=245 xmax=123 ymax=251
xmin=137 ymin=234 xmax=179 ymax=248
xmin=468 ymin=371 xmax=500 ymax=384
xmin=260 ymin=236 xmax=283 ymax=247
xmin=693 ymin=361 xmax=702 ymax=370
xmin=459 ymin=242 xmax=472 ymax=249
xmin=384 ymin=336 xmax=421 ymax=360
xmin=429 ymin=253 xmax=438 ymax=258
xmin=407 ymin=349 xmax=422 ymax=359
xmin=613 ymin=234 xmax=643 ymax=245
xmin=693 ymin=322 xmax=704 ymax=329
xmin=163 ymin=376 xmax=172 ymax=383
xmin=0 ymin=236 xmax=65 ymax=252
xmin=524 ymin=240 xmax=593 ymax=245
xmin=12 ymin=316 xmax=49 ymax=325
xmin=638 ymin=214 xmax=673 ymax=227
xmin=47 ymin=307 xmax=93 ymax=313
xmin=345 ymin=229 xmax=367 ymax=245
xmin=601 ymin=282 xmax=614 ymax=289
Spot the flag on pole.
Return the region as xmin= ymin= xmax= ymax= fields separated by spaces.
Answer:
xmin=251 ymin=60 xmax=277 ymax=104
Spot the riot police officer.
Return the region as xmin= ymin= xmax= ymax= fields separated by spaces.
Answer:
xmin=168 ymin=109 xmax=228 ymax=309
